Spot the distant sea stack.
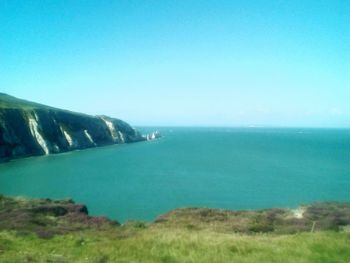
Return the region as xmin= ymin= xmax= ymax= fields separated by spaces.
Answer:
xmin=0 ymin=93 xmax=160 ymax=162
xmin=146 ymin=131 xmax=161 ymax=141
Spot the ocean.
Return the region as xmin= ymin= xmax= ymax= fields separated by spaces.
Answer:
xmin=0 ymin=127 xmax=349 ymax=222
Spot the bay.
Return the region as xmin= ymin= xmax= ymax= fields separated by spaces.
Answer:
xmin=0 ymin=127 xmax=349 ymax=222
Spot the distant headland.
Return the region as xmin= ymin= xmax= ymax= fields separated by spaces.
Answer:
xmin=0 ymin=93 xmax=160 ymax=162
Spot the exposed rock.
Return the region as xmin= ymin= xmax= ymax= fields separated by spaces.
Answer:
xmin=146 ymin=131 xmax=162 ymax=141
xmin=0 ymin=93 xmax=160 ymax=161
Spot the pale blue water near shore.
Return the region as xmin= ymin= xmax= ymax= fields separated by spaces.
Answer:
xmin=0 ymin=127 xmax=349 ymax=222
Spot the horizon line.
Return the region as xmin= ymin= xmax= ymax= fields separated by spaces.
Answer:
xmin=134 ymin=125 xmax=350 ymax=129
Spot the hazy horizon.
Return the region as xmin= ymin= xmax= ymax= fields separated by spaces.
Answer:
xmin=1 ymin=0 xmax=349 ymax=127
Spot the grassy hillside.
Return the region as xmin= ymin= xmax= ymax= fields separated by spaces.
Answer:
xmin=0 ymin=93 xmax=52 ymax=110
xmin=0 ymin=195 xmax=349 ymax=263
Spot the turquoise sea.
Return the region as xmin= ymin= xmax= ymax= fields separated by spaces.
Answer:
xmin=0 ymin=127 xmax=349 ymax=222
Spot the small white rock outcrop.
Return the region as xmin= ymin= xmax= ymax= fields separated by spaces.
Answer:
xmin=146 ymin=131 xmax=161 ymax=141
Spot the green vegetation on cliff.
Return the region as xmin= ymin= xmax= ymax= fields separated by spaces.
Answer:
xmin=0 ymin=195 xmax=350 ymax=262
xmin=0 ymin=93 xmax=52 ymax=110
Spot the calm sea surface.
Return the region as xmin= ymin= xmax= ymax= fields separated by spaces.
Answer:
xmin=0 ymin=127 xmax=349 ymax=222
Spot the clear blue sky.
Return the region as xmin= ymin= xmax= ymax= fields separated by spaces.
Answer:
xmin=1 ymin=0 xmax=349 ymax=127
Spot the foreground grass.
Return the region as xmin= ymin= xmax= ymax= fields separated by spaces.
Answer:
xmin=1 ymin=195 xmax=350 ymax=262
xmin=1 ymin=227 xmax=350 ymax=263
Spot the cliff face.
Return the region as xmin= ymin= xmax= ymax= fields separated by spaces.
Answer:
xmin=0 ymin=93 xmax=153 ymax=161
